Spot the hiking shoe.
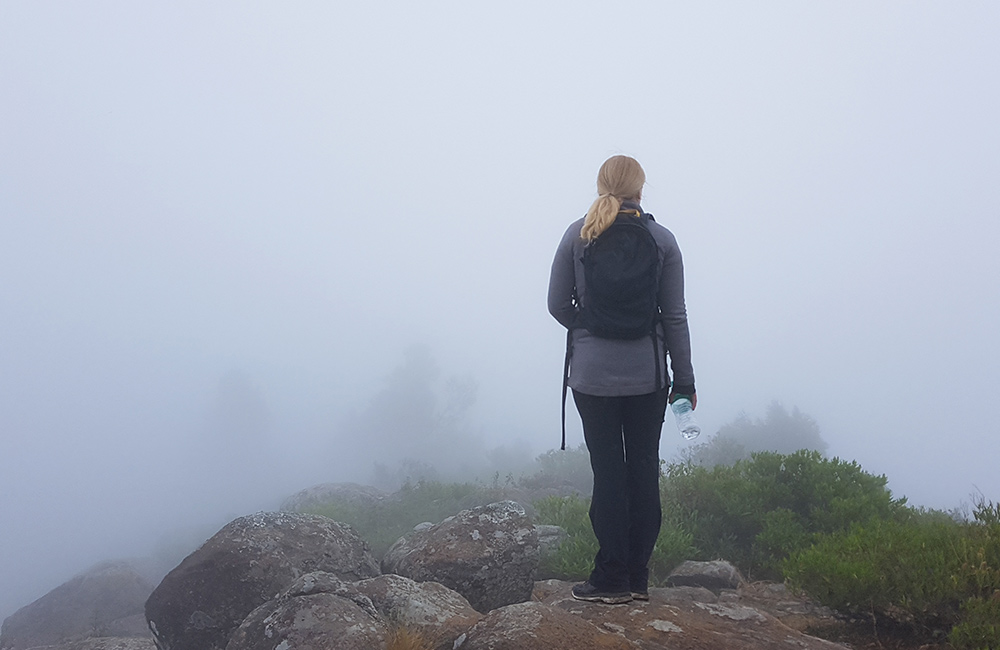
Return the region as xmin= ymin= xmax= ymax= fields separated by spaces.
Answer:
xmin=571 ymin=582 xmax=632 ymax=604
xmin=631 ymin=590 xmax=649 ymax=601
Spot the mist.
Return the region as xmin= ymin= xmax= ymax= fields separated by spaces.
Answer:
xmin=2 ymin=2 xmax=999 ymax=622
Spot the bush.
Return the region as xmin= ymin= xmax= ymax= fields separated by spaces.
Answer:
xmin=783 ymin=514 xmax=965 ymax=627
xmin=950 ymin=498 xmax=1000 ymax=650
xmin=784 ymin=499 xmax=1000 ymax=649
xmin=662 ymin=450 xmax=903 ymax=578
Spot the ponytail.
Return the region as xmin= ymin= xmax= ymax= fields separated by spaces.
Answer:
xmin=579 ymin=155 xmax=646 ymax=242
xmin=581 ymin=193 xmax=622 ymax=242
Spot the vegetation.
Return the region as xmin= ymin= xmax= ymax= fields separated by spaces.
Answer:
xmin=385 ymin=625 xmax=434 ymax=650
xmin=302 ymin=408 xmax=999 ymax=649
xmin=306 ymin=480 xmax=488 ymax=557
xmin=784 ymin=497 xmax=1000 ymax=649
xmin=531 ymin=450 xmax=901 ymax=579
xmin=662 ymin=450 xmax=904 ymax=578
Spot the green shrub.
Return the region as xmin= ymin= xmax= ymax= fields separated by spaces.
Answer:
xmin=783 ymin=499 xmax=1000 ymax=649
xmin=662 ymin=450 xmax=903 ymax=578
xmin=783 ymin=514 xmax=965 ymax=625
xmin=537 ymin=451 xmax=895 ymax=584
xmin=951 ymin=596 xmax=1000 ymax=650
xmin=949 ymin=499 xmax=1000 ymax=649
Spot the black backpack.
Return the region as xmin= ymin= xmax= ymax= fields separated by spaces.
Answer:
xmin=580 ymin=215 xmax=661 ymax=339
xmin=560 ymin=212 xmax=663 ymax=449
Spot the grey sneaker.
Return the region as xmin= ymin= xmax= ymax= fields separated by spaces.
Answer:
xmin=571 ymin=582 xmax=632 ymax=604
xmin=631 ymin=590 xmax=649 ymax=601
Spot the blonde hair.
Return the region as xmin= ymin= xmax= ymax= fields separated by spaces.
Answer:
xmin=580 ymin=155 xmax=646 ymax=242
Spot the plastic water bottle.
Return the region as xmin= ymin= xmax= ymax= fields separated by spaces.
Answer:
xmin=671 ymin=397 xmax=701 ymax=441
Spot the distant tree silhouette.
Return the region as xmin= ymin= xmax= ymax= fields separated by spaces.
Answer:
xmin=335 ymin=344 xmax=487 ymax=488
xmin=683 ymin=402 xmax=827 ymax=467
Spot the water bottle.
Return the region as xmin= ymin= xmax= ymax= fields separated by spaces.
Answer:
xmin=671 ymin=396 xmax=701 ymax=441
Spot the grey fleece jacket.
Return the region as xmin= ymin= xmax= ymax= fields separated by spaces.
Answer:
xmin=547 ymin=206 xmax=696 ymax=397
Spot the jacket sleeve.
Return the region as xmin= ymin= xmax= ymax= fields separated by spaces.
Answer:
xmin=658 ymin=235 xmax=696 ymax=394
xmin=547 ymin=223 xmax=579 ymax=330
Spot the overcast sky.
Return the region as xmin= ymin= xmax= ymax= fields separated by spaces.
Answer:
xmin=2 ymin=1 xmax=998 ymax=621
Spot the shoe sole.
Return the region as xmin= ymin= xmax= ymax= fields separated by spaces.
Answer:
xmin=631 ymin=592 xmax=649 ymax=601
xmin=572 ymin=592 xmax=632 ymax=604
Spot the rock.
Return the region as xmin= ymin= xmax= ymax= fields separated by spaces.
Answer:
xmin=535 ymin=524 xmax=568 ymax=557
xmin=226 ymin=593 xmax=387 ymax=650
xmin=665 ymin=560 xmax=745 ymax=592
xmin=18 ymin=639 xmax=156 ymax=650
xmin=456 ymin=601 xmax=639 ymax=650
xmin=0 ymin=561 xmax=153 ymax=650
xmin=280 ymin=571 xmax=355 ymax=599
xmin=227 ymin=572 xmax=478 ymax=650
xmin=279 ymin=482 xmax=388 ymax=513
xmin=144 ymin=511 xmax=379 ymax=650
xmin=381 ymin=501 xmax=538 ymax=613
xmin=535 ymin=579 xmax=849 ymax=650
xmin=736 ymin=581 xmax=843 ymax=633
xmin=354 ymin=574 xmax=482 ymax=650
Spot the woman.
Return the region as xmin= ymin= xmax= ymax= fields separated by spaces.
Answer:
xmin=547 ymin=155 xmax=696 ymax=604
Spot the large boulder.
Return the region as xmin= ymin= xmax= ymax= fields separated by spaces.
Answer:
xmin=144 ymin=512 xmax=379 ymax=650
xmin=456 ymin=601 xmax=639 ymax=650
xmin=227 ymin=572 xmax=480 ymax=650
xmin=354 ymin=574 xmax=482 ymax=650
xmin=381 ymin=501 xmax=538 ymax=613
xmin=0 ymin=561 xmax=153 ymax=650
xmin=225 ymin=592 xmax=387 ymax=650
xmin=533 ymin=579 xmax=849 ymax=650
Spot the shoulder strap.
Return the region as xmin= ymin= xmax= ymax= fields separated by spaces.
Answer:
xmin=561 ymin=328 xmax=572 ymax=451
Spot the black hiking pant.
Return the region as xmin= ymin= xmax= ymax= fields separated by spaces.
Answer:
xmin=573 ymin=387 xmax=669 ymax=593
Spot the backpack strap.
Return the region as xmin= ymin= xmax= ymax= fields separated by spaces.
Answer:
xmin=561 ymin=327 xmax=573 ymax=451
xmin=651 ymin=320 xmax=663 ymax=392
xmin=645 ymin=212 xmax=664 ymax=391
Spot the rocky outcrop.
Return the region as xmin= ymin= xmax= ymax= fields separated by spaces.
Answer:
xmin=457 ymin=601 xmax=639 ymax=650
xmin=532 ymin=579 xmax=848 ymax=650
xmin=733 ymin=580 xmax=842 ymax=633
xmin=226 ymin=592 xmax=387 ymax=650
xmin=665 ymin=559 xmax=745 ymax=591
xmin=144 ymin=512 xmax=379 ymax=650
xmin=381 ymin=501 xmax=538 ymax=613
xmin=354 ymin=574 xmax=482 ymax=650
xmin=226 ymin=572 xmax=480 ymax=650
xmin=0 ymin=561 xmax=153 ymax=650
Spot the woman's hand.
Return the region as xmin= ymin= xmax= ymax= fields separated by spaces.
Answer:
xmin=668 ymin=392 xmax=697 ymax=410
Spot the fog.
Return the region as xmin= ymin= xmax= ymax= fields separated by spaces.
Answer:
xmin=2 ymin=2 xmax=998 ymax=621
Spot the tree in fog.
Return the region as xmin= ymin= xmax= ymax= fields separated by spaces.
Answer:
xmin=336 ymin=344 xmax=488 ymax=488
xmin=684 ymin=402 xmax=827 ymax=467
